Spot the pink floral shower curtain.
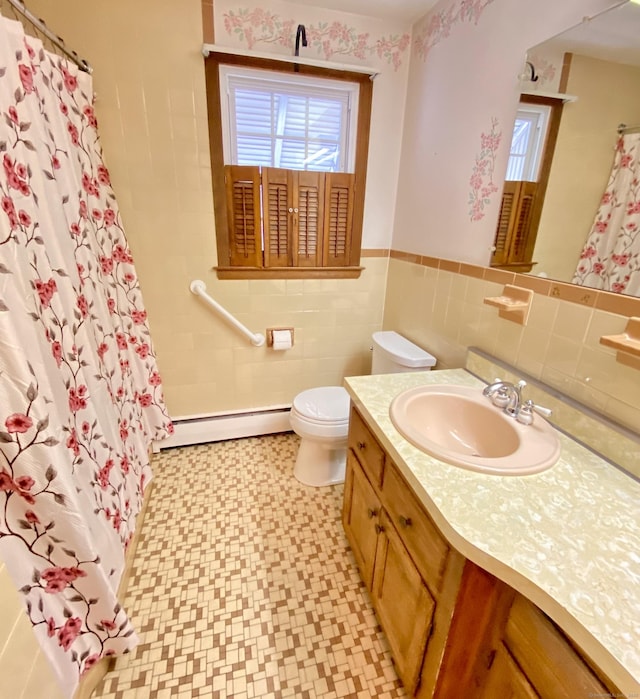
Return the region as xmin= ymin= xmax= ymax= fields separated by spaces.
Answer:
xmin=0 ymin=16 xmax=172 ymax=697
xmin=573 ymin=132 xmax=640 ymax=296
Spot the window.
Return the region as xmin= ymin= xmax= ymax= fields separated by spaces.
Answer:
xmin=505 ymin=104 xmax=551 ymax=181
xmin=220 ymin=66 xmax=358 ymax=172
xmin=204 ymin=52 xmax=373 ymax=279
xmin=491 ymin=95 xmax=563 ymax=273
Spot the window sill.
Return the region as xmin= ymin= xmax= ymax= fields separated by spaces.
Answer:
xmin=215 ymin=266 xmax=364 ymax=280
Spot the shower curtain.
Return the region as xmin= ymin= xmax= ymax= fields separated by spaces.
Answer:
xmin=0 ymin=15 xmax=172 ymax=698
xmin=573 ymin=132 xmax=640 ymax=296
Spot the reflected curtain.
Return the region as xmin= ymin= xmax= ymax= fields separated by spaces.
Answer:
xmin=0 ymin=16 xmax=172 ymax=697
xmin=573 ymin=132 xmax=640 ymax=296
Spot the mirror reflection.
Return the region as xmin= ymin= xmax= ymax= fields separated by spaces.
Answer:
xmin=494 ymin=0 xmax=640 ymax=297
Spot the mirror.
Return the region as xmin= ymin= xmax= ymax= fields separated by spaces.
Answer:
xmin=503 ymin=0 xmax=640 ymax=297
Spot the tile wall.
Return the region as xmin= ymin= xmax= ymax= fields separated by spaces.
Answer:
xmin=21 ymin=0 xmax=392 ymax=420
xmin=156 ymin=256 xmax=389 ymax=417
xmin=383 ymin=254 xmax=640 ymax=434
xmin=0 ymin=562 xmax=64 ymax=699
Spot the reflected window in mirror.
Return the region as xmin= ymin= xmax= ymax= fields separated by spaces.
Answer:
xmin=491 ymin=94 xmax=564 ymax=273
xmin=506 ymin=104 xmax=550 ymax=180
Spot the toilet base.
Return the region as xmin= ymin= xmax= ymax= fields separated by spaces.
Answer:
xmin=293 ymin=438 xmax=347 ymax=487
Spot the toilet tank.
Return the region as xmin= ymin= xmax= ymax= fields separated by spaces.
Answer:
xmin=371 ymin=331 xmax=436 ymax=374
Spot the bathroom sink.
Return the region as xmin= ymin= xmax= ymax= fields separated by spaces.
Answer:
xmin=389 ymin=384 xmax=560 ymax=475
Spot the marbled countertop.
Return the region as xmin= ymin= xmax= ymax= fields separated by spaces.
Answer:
xmin=344 ymin=369 xmax=640 ymax=695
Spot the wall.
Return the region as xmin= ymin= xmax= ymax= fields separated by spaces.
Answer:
xmin=535 ymin=54 xmax=640 ymax=280
xmin=392 ymin=0 xmax=617 ymax=264
xmin=384 ymin=0 xmax=640 ymax=444
xmin=383 ymin=256 xmax=640 ymax=433
xmin=21 ymin=0 xmax=411 ymax=421
xmin=0 ymin=562 xmax=64 ymax=699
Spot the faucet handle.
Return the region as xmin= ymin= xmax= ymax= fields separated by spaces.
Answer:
xmin=532 ymin=402 xmax=552 ymax=418
xmin=491 ymin=386 xmax=511 ymax=408
xmin=516 ymin=399 xmax=552 ymax=425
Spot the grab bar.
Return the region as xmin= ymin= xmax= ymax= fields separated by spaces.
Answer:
xmin=190 ymin=280 xmax=265 ymax=347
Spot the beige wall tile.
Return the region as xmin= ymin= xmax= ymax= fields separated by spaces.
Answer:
xmin=0 ymin=564 xmax=62 ymax=699
xmin=384 ymin=259 xmax=640 ymax=434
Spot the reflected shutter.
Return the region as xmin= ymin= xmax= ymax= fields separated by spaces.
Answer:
xmin=263 ymin=168 xmax=292 ymax=267
xmin=492 ymin=182 xmax=517 ymax=266
xmin=510 ymin=182 xmax=537 ymax=263
xmin=491 ymin=181 xmax=537 ymax=267
xmin=225 ymin=165 xmax=262 ymax=267
xmin=323 ymin=173 xmax=354 ymax=267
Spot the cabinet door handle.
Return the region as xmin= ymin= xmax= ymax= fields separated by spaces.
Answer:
xmin=357 ymin=441 xmax=366 ymax=450
xmin=399 ymin=515 xmax=412 ymax=528
xmin=375 ymin=523 xmax=385 ymax=534
xmin=367 ymin=508 xmax=378 ymax=519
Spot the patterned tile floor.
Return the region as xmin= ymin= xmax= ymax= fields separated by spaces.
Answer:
xmin=93 ymin=433 xmax=407 ymax=699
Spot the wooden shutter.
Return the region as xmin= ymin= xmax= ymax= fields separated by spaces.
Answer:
xmin=492 ymin=181 xmax=518 ymax=266
xmin=262 ymin=168 xmax=292 ymax=267
xmin=263 ymin=169 xmax=326 ymax=268
xmin=491 ymin=181 xmax=538 ymax=268
xmin=224 ymin=165 xmax=262 ymax=267
xmin=295 ymin=172 xmax=325 ymax=267
xmin=509 ymin=182 xmax=537 ymax=263
xmin=323 ymin=173 xmax=355 ymax=267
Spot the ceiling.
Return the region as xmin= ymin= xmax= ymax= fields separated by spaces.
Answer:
xmin=541 ymin=1 xmax=640 ymax=67
xmin=287 ymin=0 xmax=438 ymax=23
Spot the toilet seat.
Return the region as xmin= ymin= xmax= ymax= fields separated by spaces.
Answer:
xmin=290 ymin=386 xmax=350 ymax=440
xmin=292 ymin=386 xmax=350 ymax=423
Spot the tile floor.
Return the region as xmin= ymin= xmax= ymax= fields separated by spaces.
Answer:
xmin=93 ymin=433 xmax=407 ymax=698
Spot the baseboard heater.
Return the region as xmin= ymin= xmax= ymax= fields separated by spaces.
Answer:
xmin=153 ymin=405 xmax=292 ymax=451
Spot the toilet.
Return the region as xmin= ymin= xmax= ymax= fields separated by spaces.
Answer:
xmin=290 ymin=331 xmax=436 ymax=486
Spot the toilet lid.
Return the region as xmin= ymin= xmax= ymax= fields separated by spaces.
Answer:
xmin=292 ymin=386 xmax=350 ymax=423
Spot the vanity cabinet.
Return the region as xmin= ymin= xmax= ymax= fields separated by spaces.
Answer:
xmin=342 ymin=407 xmax=463 ymax=696
xmin=436 ymin=562 xmax=616 ymax=699
xmin=343 ymin=405 xmax=625 ymax=699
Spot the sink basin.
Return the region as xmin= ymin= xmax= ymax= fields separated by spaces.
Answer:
xmin=389 ymin=384 xmax=560 ymax=475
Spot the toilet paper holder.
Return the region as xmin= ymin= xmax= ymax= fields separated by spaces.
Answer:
xmin=267 ymin=327 xmax=294 ymax=348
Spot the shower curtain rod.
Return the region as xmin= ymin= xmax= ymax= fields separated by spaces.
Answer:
xmin=617 ymin=122 xmax=640 ymax=135
xmin=3 ymin=0 xmax=91 ymax=73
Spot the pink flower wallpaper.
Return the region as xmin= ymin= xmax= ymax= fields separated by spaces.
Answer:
xmin=414 ymin=0 xmax=496 ymax=60
xmin=525 ymin=52 xmax=558 ymax=89
xmin=468 ymin=117 xmax=502 ymax=222
xmin=223 ymin=8 xmax=410 ymax=70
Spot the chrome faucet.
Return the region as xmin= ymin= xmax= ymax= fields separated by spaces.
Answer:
xmin=482 ymin=379 xmax=526 ymax=418
xmin=483 ymin=378 xmax=552 ymax=425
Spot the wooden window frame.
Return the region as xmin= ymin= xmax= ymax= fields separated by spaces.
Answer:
xmin=491 ymin=94 xmax=564 ymax=273
xmin=204 ymin=51 xmax=373 ymax=279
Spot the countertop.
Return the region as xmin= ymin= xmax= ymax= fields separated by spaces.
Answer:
xmin=344 ymin=368 xmax=640 ymax=695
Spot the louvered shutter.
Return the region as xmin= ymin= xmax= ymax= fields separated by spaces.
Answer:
xmin=224 ymin=165 xmax=262 ymax=267
xmin=492 ymin=182 xmax=518 ymax=266
xmin=295 ymin=172 xmax=325 ymax=267
xmin=263 ymin=168 xmax=292 ymax=267
xmin=491 ymin=181 xmax=537 ymax=267
xmin=323 ymin=173 xmax=354 ymax=267
xmin=509 ymin=182 xmax=537 ymax=263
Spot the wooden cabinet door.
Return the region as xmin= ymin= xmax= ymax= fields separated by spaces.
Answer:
xmin=371 ymin=510 xmax=436 ymax=694
xmin=342 ymin=452 xmax=381 ymax=589
xmin=480 ymin=645 xmax=539 ymax=699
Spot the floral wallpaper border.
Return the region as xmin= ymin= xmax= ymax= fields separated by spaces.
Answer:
xmin=524 ymin=52 xmax=558 ymax=89
xmin=469 ymin=117 xmax=502 ymax=222
xmin=414 ymin=0 xmax=496 ymax=60
xmin=223 ymin=9 xmax=410 ymax=70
